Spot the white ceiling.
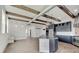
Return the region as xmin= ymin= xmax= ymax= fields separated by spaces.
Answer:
xmin=26 ymin=5 xmax=49 ymax=12
xmin=66 ymin=5 xmax=79 ymax=15
xmin=5 ymin=5 xmax=79 ymax=25
xmin=46 ymin=6 xmax=74 ymax=23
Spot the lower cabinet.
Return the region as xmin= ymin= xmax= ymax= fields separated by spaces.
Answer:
xmin=57 ymin=35 xmax=72 ymax=43
xmin=72 ymin=36 xmax=79 ymax=47
xmin=39 ymin=38 xmax=58 ymax=53
xmin=39 ymin=39 xmax=49 ymax=53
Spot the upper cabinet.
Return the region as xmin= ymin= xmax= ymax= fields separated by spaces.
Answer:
xmin=55 ymin=21 xmax=71 ymax=32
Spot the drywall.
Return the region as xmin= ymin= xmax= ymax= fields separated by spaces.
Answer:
xmin=0 ymin=5 xmax=7 ymax=33
xmin=0 ymin=6 xmax=2 ymax=33
xmin=26 ymin=25 xmax=46 ymax=37
xmin=0 ymin=6 xmax=7 ymax=33
xmin=0 ymin=14 xmax=2 ymax=33
xmin=8 ymin=20 xmax=27 ymax=40
xmin=8 ymin=19 xmax=46 ymax=40
xmin=0 ymin=34 xmax=8 ymax=52
xmin=0 ymin=6 xmax=9 ymax=52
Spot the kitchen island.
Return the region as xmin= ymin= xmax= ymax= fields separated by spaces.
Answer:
xmin=39 ymin=36 xmax=58 ymax=53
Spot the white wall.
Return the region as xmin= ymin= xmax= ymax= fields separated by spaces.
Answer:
xmin=8 ymin=20 xmax=28 ymax=40
xmin=0 ymin=5 xmax=7 ymax=33
xmin=8 ymin=20 xmax=46 ymax=39
xmin=0 ymin=6 xmax=9 ymax=52
xmin=0 ymin=34 xmax=8 ymax=52
xmin=0 ymin=6 xmax=2 ymax=33
xmin=26 ymin=24 xmax=46 ymax=37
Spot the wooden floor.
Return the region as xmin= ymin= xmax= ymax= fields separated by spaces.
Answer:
xmin=57 ymin=42 xmax=79 ymax=53
xmin=4 ymin=38 xmax=79 ymax=53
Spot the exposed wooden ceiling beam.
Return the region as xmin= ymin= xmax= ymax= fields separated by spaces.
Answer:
xmin=36 ymin=19 xmax=47 ymax=23
xmin=6 ymin=11 xmax=32 ymax=19
xmin=8 ymin=17 xmax=46 ymax=25
xmin=57 ymin=5 xmax=76 ymax=18
xmin=32 ymin=22 xmax=46 ymax=25
xmin=8 ymin=17 xmax=29 ymax=22
xmin=27 ymin=6 xmax=55 ymax=24
xmin=11 ymin=5 xmax=61 ymax=22
xmin=12 ymin=5 xmax=39 ymax=14
xmin=6 ymin=11 xmax=48 ymax=23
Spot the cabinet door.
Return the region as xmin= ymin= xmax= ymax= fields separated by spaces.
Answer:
xmin=39 ymin=39 xmax=49 ymax=53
